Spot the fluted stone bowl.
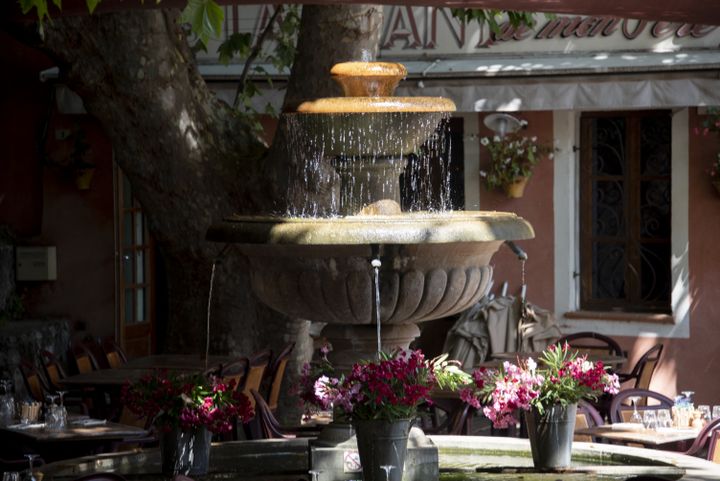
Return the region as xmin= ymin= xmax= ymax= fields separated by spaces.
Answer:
xmin=206 ymin=211 xmax=534 ymax=324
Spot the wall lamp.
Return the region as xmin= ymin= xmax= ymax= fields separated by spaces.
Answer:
xmin=483 ymin=113 xmax=525 ymax=137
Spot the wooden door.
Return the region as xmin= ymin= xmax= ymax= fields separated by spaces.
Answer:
xmin=116 ymin=170 xmax=155 ymax=358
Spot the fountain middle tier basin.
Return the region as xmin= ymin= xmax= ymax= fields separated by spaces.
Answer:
xmin=206 ymin=211 xmax=533 ymax=324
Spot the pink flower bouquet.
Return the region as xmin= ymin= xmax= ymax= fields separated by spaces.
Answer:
xmin=460 ymin=343 xmax=620 ymax=428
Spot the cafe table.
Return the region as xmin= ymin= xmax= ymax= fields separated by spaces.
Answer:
xmin=120 ymin=354 xmax=235 ymax=372
xmin=574 ymin=423 xmax=701 ymax=449
xmin=0 ymin=418 xmax=149 ymax=462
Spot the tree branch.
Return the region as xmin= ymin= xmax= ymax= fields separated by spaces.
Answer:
xmin=233 ymin=4 xmax=284 ymax=111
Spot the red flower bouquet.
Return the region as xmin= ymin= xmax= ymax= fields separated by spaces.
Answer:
xmin=121 ymin=370 xmax=254 ymax=433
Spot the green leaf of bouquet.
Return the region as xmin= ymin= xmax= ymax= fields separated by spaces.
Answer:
xmin=86 ymin=0 xmax=100 ymax=14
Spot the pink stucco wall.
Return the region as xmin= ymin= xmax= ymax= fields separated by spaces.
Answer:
xmin=477 ymin=111 xmax=556 ymax=311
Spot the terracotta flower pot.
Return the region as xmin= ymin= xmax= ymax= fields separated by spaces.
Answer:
xmin=504 ymin=177 xmax=529 ymax=198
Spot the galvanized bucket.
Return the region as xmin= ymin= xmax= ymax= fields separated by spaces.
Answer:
xmin=525 ymin=403 xmax=577 ymax=470
xmin=160 ymin=425 xmax=212 ymax=476
xmin=353 ymin=418 xmax=412 ymax=481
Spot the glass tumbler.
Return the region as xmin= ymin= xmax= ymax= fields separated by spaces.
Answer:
xmin=712 ymin=405 xmax=720 ymax=420
xmin=657 ymin=409 xmax=672 ymax=428
xmin=642 ymin=410 xmax=657 ymax=430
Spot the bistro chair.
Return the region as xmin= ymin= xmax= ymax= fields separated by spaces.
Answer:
xmin=556 ymin=331 xmax=625 ymax=358
xmin=618 ymin=344 xmax=664 ymax=391
xmin=245 ymin=389 xmax=321 ymax=440
xmin=574 ymin=399 xmax=604 ymax=443
xmin=683 ymin=417 xmax=720 ymax=460
xmin=19 ymin=359 xmax=50 ymax=402
xmin=82 ymin=337 xmax=111 ymax=370
xmin=264 ymin=342 xmax=295 ymax=413
xmin=706 ymin=430 xmax=720 ymax=464
xmin=101 ymin=337 xmax=128 ymax=369
xmin=217 ymin=357 xmax=249 ymax=390
xmin=70 ymin=342 xmax=102 ymax=374
xmin=609 ymin=388 xmax=673 ymax=423
xmin=40 ymin=350 xmax=69 ymax=391
xmin=241 ymin=349 xmax=272 ymax=408
xmin=421 ymin=397 xmax=473 ymax=435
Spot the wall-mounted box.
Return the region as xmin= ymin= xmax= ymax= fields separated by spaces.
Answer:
xmin=16 ymin=246 xmax=57 ymax=281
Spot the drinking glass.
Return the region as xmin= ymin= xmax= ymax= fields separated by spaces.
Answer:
xmin=681 ymin=390 xmax=695 ymax=407
xmin=657 ymin=409 xmax=672 ymax=428
xmin=698 ymin=405 xmax=711 ymax=424
xmin=642 ymin=410 xmax=657 ymax=430
xmin=55 ymin=391 xmax=68 ymax=430
xmin=24 ymin=454 xmax=38 ymax=481
xmin=2 ymin=472 xmax=20 ymax=481
xmin=629 ymin=397 xmax=643 ymax=424
xmin=712 ymin=405 xmax=720 ymax=420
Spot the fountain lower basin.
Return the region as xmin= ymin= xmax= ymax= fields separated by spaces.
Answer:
xmin=207 ymin=211 xmax=533 ymax=324
xmin=38 ymin=435 xmax=716 ymax=481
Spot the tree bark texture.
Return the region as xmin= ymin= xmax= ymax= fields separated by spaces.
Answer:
xmin=8 ymin=4 xmax=384 ymax=417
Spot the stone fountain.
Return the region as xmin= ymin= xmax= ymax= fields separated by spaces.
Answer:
xmin=206 ymin=61 xmax=533 ymax=481
xmin=207 ymin=61 xmax=534 ymax=373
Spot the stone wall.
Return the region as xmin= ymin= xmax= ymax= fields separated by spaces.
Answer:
xmin=0 ymin=319 xmax=71 ymax=399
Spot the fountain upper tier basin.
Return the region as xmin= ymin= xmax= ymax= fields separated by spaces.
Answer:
xmin=207 ymin=212 xmax=533 ymax=324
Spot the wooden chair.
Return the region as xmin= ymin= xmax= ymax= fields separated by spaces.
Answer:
xmin=707 ymin=430 xmax=720 ymax=464
xmin=557 ymin=331 xmax=625 ymax=358
xmin=245 ymin=389 xmax=321 ymax=440
xmin=609 ymin=388 xmax=673 ymax=423
xmin=101 ymin=337 xmax=128 ymax=369
xmin=82 ymin=337 xmax=111 ymax=370
xmin=218 ymin=357 xmax=249 ymax=390
xmin=684 ymin=417 xmax=720 ymax=460
xmin=71 ymin=342 xmax=102 ymax=374
xmin=618 ymin=344 xmax=663 ymax=391
xmin=19 ymin=359 xmax=49 ymax=402
xmin=241 ymin=349 xmax=272 ymax=408
xmin=264 ymin=342 xmax=295 ymax=413
xmin=574 ymin=399 xmax=604 ymax=442
xmin=40 ymin=350 xmax=69 ymax=391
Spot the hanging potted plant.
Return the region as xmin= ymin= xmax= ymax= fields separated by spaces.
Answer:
xmin=479 ymin=132 xmax=555 ymax=198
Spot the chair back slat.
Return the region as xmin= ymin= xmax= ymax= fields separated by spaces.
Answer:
xmin=219 ymin=358 xmax=249 ymax=391
xmin=684 ymin=417 xmax=720 ymax=457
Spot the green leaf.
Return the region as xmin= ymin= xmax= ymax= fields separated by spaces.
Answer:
xmin=181 ymin=0 xmax=224 ymax=47
xmin=19 ymin=0 xmax=49 ymax=21
xmin=86 ymin=0 xmax=100 ymax=14
xmin=217 ymin=32 xmax=253 ymax=64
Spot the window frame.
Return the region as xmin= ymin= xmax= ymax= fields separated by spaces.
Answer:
xmin=578 ymin=110 xmax=672 ymax=314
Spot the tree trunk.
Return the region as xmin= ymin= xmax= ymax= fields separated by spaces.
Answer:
xmin=10 ymin=4 xmax=384 ymax=418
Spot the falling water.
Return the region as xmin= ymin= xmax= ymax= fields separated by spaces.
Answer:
xmin=281 ymin=112 xmax=454 ymax=217
xmin=204 ymin=260 xmax=218 ymax=371
xmin=370 ymin=250 xmax=382 ymax=357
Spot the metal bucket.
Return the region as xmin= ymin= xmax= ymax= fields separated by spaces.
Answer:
xmin=160 ymin=425 xmax=212 ymax=476
xmin=525 ymin=403 xmax=577 ymax=469
xmin=354 ymin=418 xmax=412 ymax=481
